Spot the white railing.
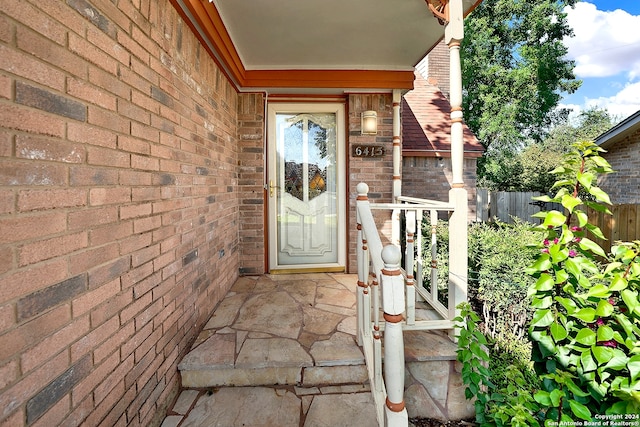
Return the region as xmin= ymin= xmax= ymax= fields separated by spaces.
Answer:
xmin=355 ymin=182 xmax=468 ymax=427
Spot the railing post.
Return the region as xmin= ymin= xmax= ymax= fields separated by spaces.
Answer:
xmin=381 ymin=245 xmax=408 ymax=427
xmin=356 ymin=183 xmax=371 ymax=346
xmin=430 ymin=210 xmax=439 ymax=303
xmin=405 ymin=210 xmax=416 ymax=325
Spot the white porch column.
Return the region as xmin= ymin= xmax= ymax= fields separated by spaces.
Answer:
xmin=445 ymin=0 xmax=468 ymax=326
xmin=392 ymin=89 xmax=402 ymax=201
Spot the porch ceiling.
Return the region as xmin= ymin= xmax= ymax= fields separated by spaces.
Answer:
xmin=172 ymin=0 xmax=481 ymax=93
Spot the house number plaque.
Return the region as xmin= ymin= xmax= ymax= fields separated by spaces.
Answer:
xmin=352 ymin=145 xmax=385 ymax=158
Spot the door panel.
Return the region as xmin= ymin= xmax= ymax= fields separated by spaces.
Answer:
xmin=268 ymin=104 xmax=345 ymax=270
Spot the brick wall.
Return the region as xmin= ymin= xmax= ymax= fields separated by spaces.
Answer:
xmin=599 ymin=130 xmax=640 ymax=204
xmin=237 ymin=93 xmax=265 ymax=275
xmin=0 ymin=1 xmax=241 ymax=426
xmin=402 ymin=156 xmax=478 ymax=219
xmin=348 ymin=94 xmax=395 ymax=272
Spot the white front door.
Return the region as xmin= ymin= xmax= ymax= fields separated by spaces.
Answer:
xmin=267 ymin=103 xmax=346 ymax=271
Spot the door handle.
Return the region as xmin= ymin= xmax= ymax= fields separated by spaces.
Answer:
xmin=269 ymin=180 xmax=280 ymax=197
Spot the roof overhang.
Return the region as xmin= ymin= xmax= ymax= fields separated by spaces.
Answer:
xmin=596 ymin=110 xmax=640 ymax=150
xmin=170 ymin=0 xmax=481 ymax=94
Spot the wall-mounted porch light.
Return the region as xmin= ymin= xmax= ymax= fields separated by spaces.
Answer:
xmin=361 ymin=110 xmax=378 ymax=135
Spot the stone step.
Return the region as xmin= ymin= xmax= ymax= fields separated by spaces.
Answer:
xmin=178 ymin=331 xmax=369 ymax=388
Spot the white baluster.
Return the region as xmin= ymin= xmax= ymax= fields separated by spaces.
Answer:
xmin=405 ymin=210 xmax=416 ymax=325
xmin=381 ymin=245 xmax=408 ymax=426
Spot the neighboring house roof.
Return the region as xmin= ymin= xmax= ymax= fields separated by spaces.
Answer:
xmin=402 ymin=73 xmax=483 ymax=158
xmin=596 ymin=109 xmax=640 ymax=149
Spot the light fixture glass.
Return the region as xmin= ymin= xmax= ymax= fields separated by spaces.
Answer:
xmin=361 ymin=110 xmax=377 ymax=135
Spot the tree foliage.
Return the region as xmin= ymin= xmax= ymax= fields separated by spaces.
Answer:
xmin=479 ymin=108 xmax=616 ymax=192
xmin=462 ymin=0 xmax=581 ymax=150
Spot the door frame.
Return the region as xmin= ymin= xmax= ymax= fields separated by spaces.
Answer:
xmin=266 ymin=102 xmax=347 ymax=273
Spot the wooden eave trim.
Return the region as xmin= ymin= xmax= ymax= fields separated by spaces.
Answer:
xmin=243 ymin=70 xmax=415 ymax=91
xmin=171 ymin=0 xmax=415 ymax=92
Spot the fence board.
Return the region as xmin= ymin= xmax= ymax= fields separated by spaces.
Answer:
xmin=476 ymin=190 xmax=639 ymax=253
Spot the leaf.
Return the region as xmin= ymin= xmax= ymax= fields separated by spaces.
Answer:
xmin=595 ymin=300 xmax=614 ymax=317
xmin=589 ymin=186 xmax=612 ymax=204
xmin=588 ymin=284 xmax=611 ymax=298
xmin=577 ymin=171 xmax=594 ymax=190
xmin=575 ymin=210 xmax=588 ymax=227
xmin=571 ymin=308 xmax=596 ymax=323
xmin=555 ymin=269 xmax=569 ymax=284
xmin=621 ymin=289 xmax=639 ymax=315
xmin=609 ymin=274 xmax=628 ymax=292
xmin=604 ymin=349 xmax=628 ymax=370
xmin=592 ymin=346 xmax=613 ymax=365
xmin=578 ymin=238 xmax=607 ymax=258
xmin=561 ymin=194 xmax=582 ymax=213
xmin=549 ymin=388 xmax=564 ymax=407
xmin=530 ymin=254 xmax=552 ymax=272
xmin=569 ymin=399 xmax=592 ymax=421
xmin=575 ymin=328 xmax=596 ymax=346
xmin=550 ymin=322 xmax=568 ymax=342
xmin=543 ymin=210 xmax=567 ymax=228
xmin=580 ymin=350 xmax=597 ymax=372
xmin=555 ymin=296 xmax=577 ymax=314
xmin=597 ymin=325 xmax=614 ymax=342
xmin=532 ymin=309 xmax=554 ymax=328
xmin=534 ymin=390 xmax=551 ymax=406
xmin=534 ymin=274 xmax=554 ymax=292
xmin=564 ymin=258 xmax=582 ymax=277
xmin=532 ymin=295 xmax=553 ymax=309
xmin=628 ymin=355 xmax=640 ymax=381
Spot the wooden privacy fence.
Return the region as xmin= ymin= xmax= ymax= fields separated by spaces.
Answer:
xmin=476 ymin=188 xmax=639 ymax=253
xmin=476 ymin=189 xmax=562 ymax=224
xmin=587 ymin=204 xmax=640 ymax=253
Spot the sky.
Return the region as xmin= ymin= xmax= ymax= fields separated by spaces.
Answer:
xmin=560 ymin=0 xmax=640 ymax=122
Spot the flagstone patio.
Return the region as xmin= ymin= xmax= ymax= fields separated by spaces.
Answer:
xmin=160 ymin=273 xmax=473 ymax=426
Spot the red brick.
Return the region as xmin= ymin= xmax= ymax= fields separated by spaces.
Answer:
xmin=133 ymin=215 xmax=162 ymax=234
xmin=90 ymin=67 xmax=130 ymax=101
xmin=130 ymin=89 xmax=158 ymax=114
xmin=90 ymin=289 xmax=132 ymax=327
xmin=94 ymin=354 xmax=133 ymax=405
xmin=67 ymin=122 xmax=117 ymax=149
xmin=87 ymin=146 xmax=130 ymax=168
xmin=62 ymin=390 xmax=95 ymax=426
xmin=67 ymin=77 xmax=116 ymax=111
xmin=0 ymin=359 xmax=19 ymax=392
xmin=18 ymin=188 xmax=87 ymax=212
xmin=131 ymin=153 xmax=159 ymax=171
xmin=21 ymin=315 xmax=90 ymax=373
xmin=0 ymin=259 xmax=66 ymax=306
xmin=70 ymin=315 xmax=119 ymax=362
xmin=0 ymin=303 xmax=69 ymax=362
xmin=0 ymin=247 xmax=16 ymax=274
xmin=87 ymin=256 xmax=130 ymax=289
xmin=69 ymin=165 xmax=119 ymax=186
xmin=90 ymin=221 xmax=133 ymax=246
xmin=131 ymin=187 xmax=160 ymax=202
xmin=68 ymin=206 xmax=118 ymax=231
xmin=0 ymin=74 xmax=11 ymax=100
xmin=87 ymin=105 xmax=130 ymax=134
xmin=116 ymin=30 xmax=150 ymax=65
xmin=19 ymin=231 xmax=88 ymax=266
xmin=119 ymin=170 xmax=153 ymax=186
xmin=68 ymin=242 xmax=120 ymax=277
xmin=121 ymin=262 xmax=154 ymax=291
xmin=3 ymin=0 xmax=66 ymax=45
xmin=0 ymin=160 xmax=67 ymax=186
xmin=16 ymin=25 xmax=87 ymax=79
xmin=0 ymin=211 xmax=66 ymax=244
xmin=73 ymin=350 xmax=119 ymax=402
xmin=16 ymin=135 xmax=86 ymax=163
xmin=117 ymin=99 xmax=150 ymax=125
xmin=68 ymin=33 xmax=118 ymax=75
xmin=118 ymin=134 xmax=151 ymax=155
xmin=0 ymin=103 xmax=65 ymax=138
xmin=119 ymin=291 xmax=153 ymax=327
xmin=72 ymin=278 xmax=121 ymax=318
xmin=92 ymin=320 xmax=135 ymax=364
xmin=89 ymin=187 xmax=131 ymax=206
xmin=0 ymin=189 xmax=15 ymax=215
xmin=119 ymin=202 xmax=152 ymax=220
xmin=31 ymin=394 xmax=70 ymax=427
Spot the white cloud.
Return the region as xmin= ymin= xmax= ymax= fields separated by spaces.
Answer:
xmin=561 ymin=3 xmax=640 ymax=120
xmin=564 ymin=2 xmax=640 ymax=79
